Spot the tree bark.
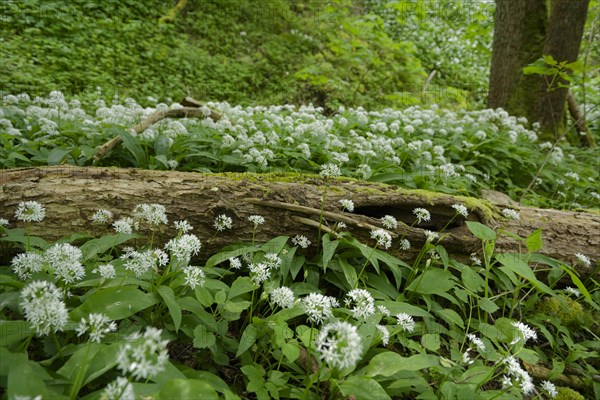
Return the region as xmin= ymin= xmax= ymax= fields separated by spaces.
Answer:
xmin=1 ymin=167 xmax=597 ymax=277
xmin=488 ymin=0 xmax=590 ymax=140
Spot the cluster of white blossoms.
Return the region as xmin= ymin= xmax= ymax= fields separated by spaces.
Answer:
xmin=76 ymin=313 xmax=117 ymax=343
xmin=424 ymin=230 xmax=440 ymax=243
xmin=11 ymin=252 xmax=44 ymax=280
xmin=214 ymin=214 xmax=233 ymax=231
xmin=21 ymin=280 xmax=68 ymax=336
xmin=502 ymin=208 xmax=520 ymax=220
xmin=502 ymin=355 xmax=535 ymax=395
xmin=120 ymin=248 xmax=164 ymax=278
xmin=291 ymin=234 xmax=311 ymax=249
xmin=398 ymin=238 xmax=411 ymax=251
xmin=381 ymin=215 xmax=398 ymax=230
xmin=92 ymin=263 xmax=116 ymax=281
xmin=113 ymin=217 xmax=137 ymax=234
xmin=344 ymin=289 xmax=376 ymax=319
xmin=315 ymin=321 xmax=362 ymax=370
xmin=413 ymin=208 xmax=431 ymax=224
xmin=132 ymin=203 xmax=168 ymax=226
xmin=511 ymin=321 xmax=537 ymax=345
xmin=339 ymin=199 xmax=354 ymax=212
xmin=396 ymin=313 xmax=416 ymax=333
xmin=302 ymin=293 xmax=338 ymax=325
xmin=370 ymin=228 xmax=392 ymax=249
xmin=271 ymin=286 xmax=295 ymax=309
xmin=165 ymin=234 xmax=201 ymax=265
xmin=248 ymin=215 xmax=265 ymax=226
xmin=102 ymin=377 xmax=135 ymax=400
xmin=91 ymin=209 xmax=113 ymax=224
xmin=116 ymin=327 xmax=169 ymax=381
xmin=15 ymin=201 xmax=46 ymax=222
xmin=174 ymin=219 xmax=193 ymax=234
xmin=44 ymin=243 xmax=85 ymax=284
xmin=319 ymin=163 xmax=341 ymax=178
xmin=451 ymin=204 xmax=469 ymax=218
xmin=574 ymin=253 xmax=591 ymax=268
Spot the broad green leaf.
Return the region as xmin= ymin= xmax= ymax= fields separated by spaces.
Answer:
xmin=81 ymin=233 xmax=137 ymax=261
xmin=339 ymin=257 xmax=358 ymax=289
xmin=338 ymin=376 xmax=391 ymax=400
xmin=526 ymin=229 xmax=543 ymax=252
xmin=466 ymin=221 xmax=496 ymax=241
xmin=479 ymin=297 xmax=499 ymax=314
xmin=366 ymin=353 xmax=440 ymax=377
xmin=560 ymin=264 xmax=592 ymax=302
xmin=282 ymin=341 xmax=300 ymax=362
xmin=461 ymin=267 xmax=485 ymax=293
xmin=435 ymin=308 xmax=464 ymax=329
xmin=496 ymin=253 xmax=554 ymax=295
xmin=0 ymin=234 xmax=48 ymax=250
xmin=8 ymin=354 xmax=49 ymax=399
xmin=406 ymin=268 xmax=455 ymax=295
xmin=260 ymin=236 xmax=288 ymax=254
xmin=228 ymin=276 xmax=255 ymax=300
xmin=0 ymin=320 xmax=33 ymax=346
xmin=83 ymin=343 xmax=121 ymax=385
xmin=377 ymin=301 xmax=432 ymax=318
xmin=421 ymin=333 xmax=441 ymax=351
xmin=47 ymin=147 xmax=71 ymax=165
xmin=119 ymin=129 xmax=147 ymax=167
xmin=236 ymin=325 xmax=257 ymax=358
xmin=193 ymin=325 xmax=216 ymax=349
xmin=205 ymin=244 xmax=259 ymax=268
xmin=158 ymin=285 xmax=182 ymax=332
xmin=159 ymin=379 xmax=218 ymax=400
xmin=322 ymin=234 xmax=339 ymax=271
xmin=57 ymin=343 xmax=102 ymax=382
xmin=70 ymin=287 xmax=160 ymax=321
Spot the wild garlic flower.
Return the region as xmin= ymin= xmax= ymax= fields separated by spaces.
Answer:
xmin=165 ymin=234 xmax=201 ymax=265
xmin=45 ymin=243 xmax=85 ymax=284
xmin=11 ymin=252 xmax=44 ymax=280
xmin=116 ymin=327 xmax=169 ymax=381
xmin=0 ymin=218 xmax=9 ymax=226
xmin=413 ymin=208 xmax=431 ymax=224
xmin=167 ymin=159 xmax=178 ymax=169
xmin=249 ymin=263 xmax=271 ymax=285
xmin=15 ymin=201 xmax=45 ymax=222
xmin=470 ymin=253 xmax=482 ymax=266
xmin=424 ymin=230 xmax=440 ymax=243
xmin=502 ymin=208 xmax=520 ymax=220
xmin=381 ymin=215 xmax=398 ymax=230
xmin=21 ymin=280 xmax=68 ymax=336
xmin=76 ymin=313 xmax=117 ymax=343
xmin=377 ymin=305 xmax=391 ymax=317
xmin=230 ymin=257 xmax=242 ymax=269
xmin=92 ymin=263 xmax=116 ymax=280
xmin=396 ymin=313 xmax=416 ymax=333
xmin=214 ymin=214 xmax=233 ymax=231
xmin=121 ymin=249 xmax=158 ymax=278
xmin=113 ymin=217 xmax=136 ymax=234
xmin=564 ymin=287 xmax=581 ymax=297
xmin=271 ymin=286 xmax=295 ymax=308
xmin=462 ymin=349 xmax=474 ymax=365
xmin=370 ymin=229 xmax=392 ymax=249
xmin=503 ymin=356 xmax=535 ymax=395
xmin=315 ymin=321 xmax=362 ymax=370
xmin=263 ymin=253 xmax=282 ymax=269
xmin=102 ymin=377 xmax=135 ymax=400
xmin=344 ymin=289 xmax=375 ymax=319
xmin=337 ymin=221 xmax=347 ymax=230
xmin=183 ymin=266 xmax=205 ymax=289
xmin=132 ymin=203 xmax=168 ymax=226
xmin=511 ymin=321 xmax=537 ymax=344
xmin=467 ymin=333 xmax=486 ymax=353
xmin=541 ymin=381 xmax=558 ymax=398
xmin=451 ymin=204 xmax=469 ymax=218
xmin=376 ymin=325 xmax=390 ymax=346
xmin=339 ymin=199 xmax=354 ymax=212
xmin=291 ymin=234 xmax=311 ymax=249
xmin=574 ymin=253 xmax=591 ymax=267
xmin=91 ymin=209 xmax=113 ymax=224
xmin=248 ymin=215 xmax=265 ymax=226
xmin=302 ymin=293 xmax=337 ymax=325
xmin=174 ymin=220 xmax=193 ymax=234
xmin=320 ymin=163 xmax=341 ymax=178
xmin=565 ymin=171 xmax=580 ymax=181
xmin=399 ymin=239 xmax=411 ymax=251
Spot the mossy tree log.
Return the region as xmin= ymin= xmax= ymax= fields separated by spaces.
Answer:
xmin=0 ymin=166 xmax=597 ymax=277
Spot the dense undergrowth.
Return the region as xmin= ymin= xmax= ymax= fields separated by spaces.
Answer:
xmin=1 ymin=92 xmax=599 ymax=210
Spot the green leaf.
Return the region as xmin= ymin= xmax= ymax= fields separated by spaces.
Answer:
xmin=461 ymin=267 xmax=485 ymax=293
xmin=193 ymin=325 xmax=216 ymax=349
xmin=526 ymin=229 xmax=542 ymax=252
xmin=366 ymin=353 xmax=440 ymax=377
xmin=236 ymin=325 xmax=257 ymax=358
xmin=406 ymin=268 xmax=455 ymax=295
xmin=81 ymin=233 xmax=137 ymax=261
xmin=260 ymin=236 xmax=289 ymax=254
xmin=228 ymin=276 xmax=255 ymax=300
xmin=57 ymin=343 xmax=102 ymax=382
xmin=205 ymin=244 xmax=259 ymax=268
xmin=0 ymin=321 xmax=33 ymax=346
xmin=119 ymin=128 xmax=147 ymax=167
xmin=282 ymin=341 xmax=300 ymax=362
xmin=7 ymin=353 xmax=49 ymax=399
xmin=421 ymin=333 xmax=441 ymax=351
xmin=47 ymin=147 xmax=70 ymax=165
xmin=339 ymin=257 xmax=358 ymax=289
xmin=559 ymin=264 xmax=592 ymax=302
xmin=435 ymin=308 xmax=464 ymax=329
xmin=479 ymin=297 xmax=499 ymax=314
xmin=158 ymin=285 xmax=182 ymax=332
xmin=338 ymin=376 xmax=391 ymax=400
xmin=466 ymin=221 xmax=496 ymax=241
xmin=322 ymin=234 xmax=339 ymax=271
xmin=70 ymin=287 xmax=160 ymax=321
xmin=495 ymin=253 xmax=554 ymax=295
xmin=159 ymin=379 xmax=219 ymax=400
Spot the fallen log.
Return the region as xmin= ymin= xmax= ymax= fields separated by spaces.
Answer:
xmin=0 ymin=166 xmax=597 ymax=277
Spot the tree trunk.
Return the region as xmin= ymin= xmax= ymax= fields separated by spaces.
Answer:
xmin=488 ymin=0 xmax=590 ymax=140
xmin=1 ymin=167 xmax=597 ymax=277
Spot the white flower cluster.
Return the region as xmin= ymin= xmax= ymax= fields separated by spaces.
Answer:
xmin=339 ymin=199 xmax=354 ymax=212
xmin=413 ymin=208 xmax=431 ymax=224
xmin=183 ymin=266 xmax=205 ymax=289
xmin=76 ymin=313 xmax=117 ymax=343
xmin=315 ymin=321 xmax=362 ymax=370
xmin=21 ymin=280 xmax=68 ymax=336
xmin=165 ymin=234 xmax=201 ymax=265
xmin=370 ymin=228 xmax=392 ymax=249
xmin=302 ymin=293 xmax=338 ymax=325
xmin=271 ymin=286 xmax=295 ymax=309
xmin=214 ymin=214 xmax=233 ymax=231
xmin=344 ymin=289 xmax=376 ymax=319
xmin=121 ymin=248 xmax=165 ymax=277
xmin=502 ymin=208 xmax=520 ymax=220
xmin=396 ymin=313 xmax=416 ymax=333
xmin=102 ymin=377 xmax=135 ymax=400
xmin=511 ymin=321 xmax=537 ymax=345
xmin=15 ymin=201 xmax=45 ymax=222
xmin=381 ymin=215 xmax=398 ymax=230
xmin=91 ymin=209 xmax=113 ymax=224
xmin=291 ymin=234 xmax=311 ymax=249
xmin=116 ymin=327 xmax=169 ymax=381
xmin=133 ymin=203 xmax=168 ymax=226
xmin=502 ymin=355 xmax=535 ymax=395
xmin=11 ymin=252 xmax=44 ymax=280
xmin=44 ymin=243 xmax=86 ymax=284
